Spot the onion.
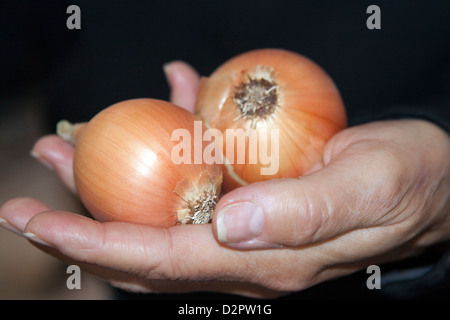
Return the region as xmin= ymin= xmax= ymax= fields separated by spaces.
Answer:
xmin=195 ymin=48 xmax=347 ymax=191
xmin=57 ymin=98 xmax=223 ymax=227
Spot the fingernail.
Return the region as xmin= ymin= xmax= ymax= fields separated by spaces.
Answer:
xmin=162 ymin=61 xmax=174 ymax=76
xmin=216 ymin=202 xmax=264 ymax=244
xmin=30 ymin=150 xmax=54 ymax=171
xmin=23 ymin=232 xmax=53 ymax=247
xmin=0 ymin=217 xmax=22 ymax=235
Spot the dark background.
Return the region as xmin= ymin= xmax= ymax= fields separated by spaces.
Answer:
xmin=1 ymin=0 xmax=450 ymax=299
xmin=2 ymin=0 xmax=449 ymax=129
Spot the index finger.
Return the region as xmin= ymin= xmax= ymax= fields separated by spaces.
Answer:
xmin=24 ymin=209 xmax=269 ymax=285
xmin=31 ymin=134 xmax=76 ymax=194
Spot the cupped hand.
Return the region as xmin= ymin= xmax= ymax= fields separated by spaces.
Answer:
xmin=1 ymin=61 xmax=450 ymax=298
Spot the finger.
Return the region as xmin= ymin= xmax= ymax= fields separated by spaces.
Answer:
xmin=0 ymin=198 xmax=79 ymax=263
xmin=0 ymin=199 xmax=284 ymax=297
xmin=212 ymin=140 xmax=411 ymax=249
xmin=25 ymin=211 xmax=234 ymax=280
xmin=0 ymin=197 xmax=52 ymax=233
xmin=31 ymin=134 xmax=76 ymax=193
xmin=163 ymin=61 xmax=200 ymax=112
xmin=109 ymin=277 xmax=283 ymax=298
xmin=0 ymin=198 xmax=157 ymax=293
xmin=23 ymin=210 xmax=295 ymax=294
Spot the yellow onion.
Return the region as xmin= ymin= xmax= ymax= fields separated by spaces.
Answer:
xmin=57 ymin=98 xmax=223 ymax=227
xmin=195 ymin=48 xmax=347 ymax=191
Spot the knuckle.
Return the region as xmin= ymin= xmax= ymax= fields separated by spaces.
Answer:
xmin=353 ymin=144 xmax=411 ymax=224
xmin=265 ymin=179 xmax=333 ymax=246
xmin=374 ymin=149 xmax=407 ymax=201
xmin=289 ymin=184 xmax=331 ymax=244
xmin=162 ymin=229 xmax=190 ymax=280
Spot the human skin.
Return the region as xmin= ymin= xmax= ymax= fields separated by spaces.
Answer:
xmin=1 ymin=62 xmax=450 ymax=298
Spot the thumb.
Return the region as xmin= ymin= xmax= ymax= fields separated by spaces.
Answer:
xmin=212 ymin=145 xmax=402 ymax=249
xmin=213 ymin=177 xmax=338 ymax=249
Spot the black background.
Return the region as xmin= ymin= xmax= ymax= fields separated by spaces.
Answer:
xmin=2 ymin=0 xmax=449 ymax=130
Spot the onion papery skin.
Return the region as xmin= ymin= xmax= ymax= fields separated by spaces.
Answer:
xmin=72 ymin=99 xmax=222 ymax=227
xmin=195 ymin=49 xmax=347 ymax=192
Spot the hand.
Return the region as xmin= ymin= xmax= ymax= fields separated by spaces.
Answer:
xmin=1 ymin=62 xmax=450 ymax=298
